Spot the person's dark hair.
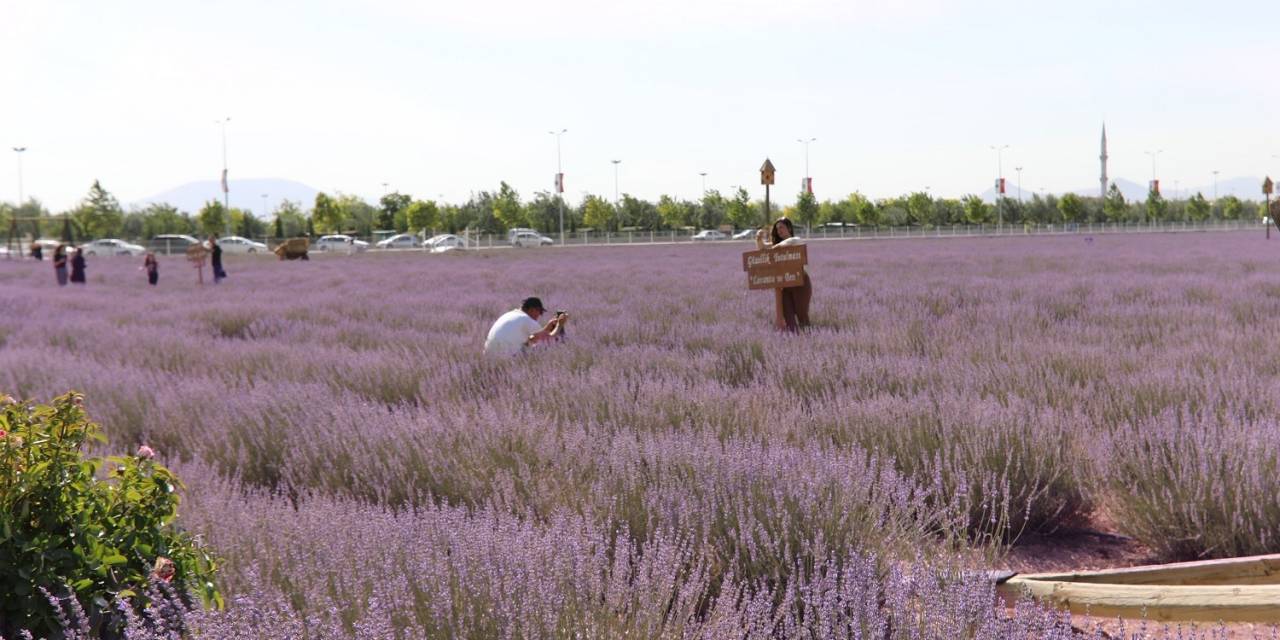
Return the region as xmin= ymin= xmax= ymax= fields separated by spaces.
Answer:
xmin=770 ymin=217 xmax=795 ymax=245
xmin=521 ymin=297 xmax=546 ymax=313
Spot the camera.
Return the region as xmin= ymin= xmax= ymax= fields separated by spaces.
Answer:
xmin=555 ymin=309 xmax=567 ymax=317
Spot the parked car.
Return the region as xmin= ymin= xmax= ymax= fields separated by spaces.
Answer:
xmin=78 ymin=239 xmax=146 ymax=256
xmin=33 ymin=239 xmax=65 ymax=255
xmin=426 ymin=234 xmax=466 ymax=253
xmin=511 ymin=231 xmax=554 ymax=248
xmin=507 ymin=228 xmax=538 ymax=244
xmin=148 ymin=234 xmax=201 ymax=255
xmin=732 ymin=229 xmax=757 ymax=240
xmin=217 ymin=236 xmax=269 ymax=254
xmin=692 ymin=230 xmax=728 ymax=241
xmin=376 ymin=233 xmax=421 ymax=249
xmin=314 ymin=235 xmax=369 ymax=252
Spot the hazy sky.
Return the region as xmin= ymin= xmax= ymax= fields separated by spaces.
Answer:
xmin=3 ymin=0 xmax=1279 ymax=212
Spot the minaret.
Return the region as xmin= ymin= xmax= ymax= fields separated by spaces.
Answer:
xmin=1099 ymin=124 xmax=1109 ymax=199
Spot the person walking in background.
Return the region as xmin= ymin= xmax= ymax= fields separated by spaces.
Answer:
xmin=53 ymin=244 xmax=68 ymax=286
xmin=209 ymin=236 xmax=227 ymax=284
xmin=755 ymin=216 xmax=812 ymax=332
xmin=69 ymin=248 xmax=87 ymax=285
xmin=30 ymin=242 xmax=43 ymax=261
xmin=142 ymin=252 xmax=159 ymax=286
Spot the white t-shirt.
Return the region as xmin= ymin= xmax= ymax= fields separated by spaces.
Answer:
xmin=483 ymin=309 xmax=544 ymax=356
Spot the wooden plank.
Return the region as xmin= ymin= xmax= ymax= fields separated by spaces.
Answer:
xmin=999 ymin=578 xmax=1280 ymax=623
xmin=1017 ymin=553 xmax=1280 ymax=586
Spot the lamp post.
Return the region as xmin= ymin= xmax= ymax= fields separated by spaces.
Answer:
xmin=990 ymin=144 xmax=1009 ymax=227
xmin=611 ymin=160 xmax=621 ymax=207
xmin=549 ymin=129 xmax=567 ymax=245
xmin=797 ymin=137 xmax=816 ymax=193
xmin=699 ymin=172 xmax=707 ymax=196
xmin=1015 ymin=166 xmax=1023 ymax=202
xmin=216 ymin=117 xmax=231 ymax=235
xmin=1144 ymin=150 xmax=1163 ymax=193
xmin=260 ymin=193 xmax=269 ymax=218
xmin=1212 ymin=170 xmax=1220 ymax=202
xmin=11 ymin=147 xmax=26 ymax=207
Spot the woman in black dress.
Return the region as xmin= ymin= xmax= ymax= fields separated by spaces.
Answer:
xmin=69 ymin=248 xmax=87 ymax=285
xmin=143 ymin=252 xmax=159 ymax=286
xmin=209 ymin=236 xmax=227 ymax=284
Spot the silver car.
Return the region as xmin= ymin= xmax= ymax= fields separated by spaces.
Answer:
xmin=78 ymin=239 xmax=146 ymax=256
xmin=217 ymin=236 xmax=269 ymax=254
xmin=376 ymin=233 xmax=421 ymax=249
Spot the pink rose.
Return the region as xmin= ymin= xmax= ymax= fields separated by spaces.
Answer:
xmin=0 ymin=429 xmax=6 ymax=438
xmin=137 ymin=445 xmax=155 ymax=459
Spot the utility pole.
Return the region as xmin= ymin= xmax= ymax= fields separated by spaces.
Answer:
xmin=797 ymin=137 xmax=816 ymax=194
xmin=1212 ymin=170 xmax=1220 ymax=202
xmin=611 ymin=160 xmax=621 ymax=207
xmin=216 ymin=117 xmax=231 ymax=236
xmin=549 ymin=129 xmax=567 ymax=244
xmin=699 ymin=172 xmax=707 ymax=196
xmin=990 ymin=144 xmax=1009 ymax=227
xmin=1015 ymin=166 xmax=1023 ymax=202
xmin=12 ymin=147 xmax=26 ymax=207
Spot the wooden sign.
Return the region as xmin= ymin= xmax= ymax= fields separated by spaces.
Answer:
xmin=742 ymin=244 xmax=807 ymax=290
xmin=186 ymin=243 xmax=208 ymax=284
xmin=760 ymin=158 xmax=776 ymax=186
xmin=1265 ymin=177 xmax=1274 ymax=196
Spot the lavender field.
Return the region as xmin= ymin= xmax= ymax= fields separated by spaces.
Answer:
xmin=3 ymin=233 xmax=1280 ymax=639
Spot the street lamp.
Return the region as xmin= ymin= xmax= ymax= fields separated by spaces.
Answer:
xmin=1015 ymin=166 xmax=1023 ymax=202
xmin=990 ymin=144 xmax=1009 ymax=227
xmin=797 ymin=137 xmax=816 ymax=192
xmin=549 ymin=129 xmax=567 ymax=245
xmin=611 ymin=160 xmax=621 ymax=207
xmin=260 ymin=193 xmax=269 ymax=218
xmin=1144 ymin=150 xmax=1163 ymax=191
xmin=1212 ymin=170 xmax=1220 ymax=202
xmin=699 ymin=172 xmax=708 ymax=196
xmin=11 ymin=147 xmax=26 ymax=206
xmin=216 ymin=117 xmax=231 ymax=235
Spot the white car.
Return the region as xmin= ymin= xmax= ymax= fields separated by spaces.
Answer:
xmin=732 ymin=229 xmax=757 ymax=240
xmin=507 ymin=228 xmax=538 ymax=244
xmin=692 ymin=230 xmax=727 ymax=241
xmin=78 ymin=239 xmax=146 ymax=256
xmin=314 ymin=235 xmax=370 ymax=253
xmin=217 ymin=236 xmax=269 ymax=254
xmin=511 ymin=231 xmax=554 ymax=248
xmin=375 ymin=233 xmax=421 ymax=249
xmin=426 ymin=234 xmax=466 ymax=253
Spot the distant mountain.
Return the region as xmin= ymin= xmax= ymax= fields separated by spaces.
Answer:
xmin=132 ymin=178 xmax=320 ymax=216
xmin=979 ymin=176 xmax=1269 ymax=203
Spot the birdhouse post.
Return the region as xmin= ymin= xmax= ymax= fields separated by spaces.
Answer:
xmin=760 ymin=158 xmax=776 ymax=226
xmin=1264 ymin=177 xmax=1274 ymax=240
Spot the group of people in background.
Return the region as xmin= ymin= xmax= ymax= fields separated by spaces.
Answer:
xmin=48 ymin=244 xmax=87 ymax=286
xmin=29 ymin=234 xmax=226 ymax=288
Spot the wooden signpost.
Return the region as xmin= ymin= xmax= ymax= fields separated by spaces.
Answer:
xmin=743 ymin=244 xmax=807 ymax=329
xmin=186 ymin=243 xmax=209 ymax=284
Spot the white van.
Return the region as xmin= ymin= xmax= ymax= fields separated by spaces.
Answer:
xmin=507 ymin=228 xmax=537 ymax=245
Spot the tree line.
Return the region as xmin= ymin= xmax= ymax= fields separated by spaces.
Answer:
xmin=1 ymin=180 xmax=1270 ymax=242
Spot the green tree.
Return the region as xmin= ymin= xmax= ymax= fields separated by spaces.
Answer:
xmin=311 ymin=192 xmax=345 ymax=233
xmin=1145 ymin=188 xmax=1167 ymax=222
xmin=842 ymin=193 xmax=878 ymax=227
xmin=197 ymin=200 xmax=228 ymax=237
xmin=379 ymin=192 xmax=411 ymax=230
xmin=1186 ymin=192 xmax=1211 ymax=222
xmin=71 ymin=180 xmax=125 ymax=239
xmin=725 ymin=188 xmax=756 ymax=230
xmin=905 ymin=191 xmax=933 ymax=226
xmin=274 ymin=199 xmax=308 ymax=238
xmin=404 ymin=200 xmax=438 ymax=235
xmin=657 ymin=195 xmax=689 ymax=229
xmin=1220 ymin=195 xmax=1244 ymax=221
xmin=138 ymin=203 xmax=193 ymax=239
xmin=932 ymin=198 xmax=964 ymax=226
xmin=697 ymin=190 xmax=728 ymax=230
xmin=1058 ymin=193 xmax=1087 ymax=223
xmin=229 ymin=208 xmax=266 ymax=238
xmin=492 ymin=182 xmax=525 ymax=231
xmin=581 ymin=194 xmax=617 ymax=231
xmin=1103 ymin=182 xmax=1127 ymax=222
xmin=962 ymin=195 xmax=992 ymax=224
xmin=792 ymin=189 xmax=819 ymax=231
xmin=524 ymin=192 xmax=563 ymax=234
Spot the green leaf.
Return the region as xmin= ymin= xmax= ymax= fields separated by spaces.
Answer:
xmin=101 ymin=553 xmax=127 ymax=565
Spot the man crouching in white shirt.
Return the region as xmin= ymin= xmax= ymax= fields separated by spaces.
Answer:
xmin=483 ymin=297 xmax=568 ymax=357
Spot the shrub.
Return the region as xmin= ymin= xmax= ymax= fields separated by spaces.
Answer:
xmin=0 ymin=392 xmax=221 ymax=639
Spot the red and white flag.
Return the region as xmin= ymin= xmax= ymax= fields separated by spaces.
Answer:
xmin=221 ymin=169 xmax=229 ymax=194
xmin=554 ymin=172 xmax=564 ymax=194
